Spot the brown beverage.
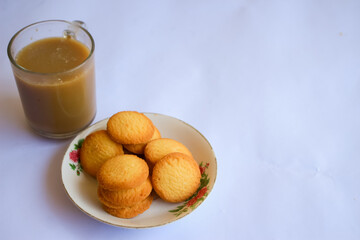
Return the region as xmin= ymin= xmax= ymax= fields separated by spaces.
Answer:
xmin=11 ymin=35 xmax=95 ymax=137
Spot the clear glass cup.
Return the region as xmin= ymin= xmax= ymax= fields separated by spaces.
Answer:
xmin=7 ymin=20 xmax=96 ymax=139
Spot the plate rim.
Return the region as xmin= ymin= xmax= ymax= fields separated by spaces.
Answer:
xmin=61 ymin=112 xmax=217 ymax=229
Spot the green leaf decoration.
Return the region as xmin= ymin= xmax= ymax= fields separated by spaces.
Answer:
xmin=69 ymin=163 xmax=76 ymax=170
xmin=77 ymin=164 xmax=83 ymax=172
xmin=200 ymin=174 xmax=209 ymax=187
xmin=169 ymin=204 xmax=186 ymax=213
xmin=74 ymin=138 xmax=84 ymax=150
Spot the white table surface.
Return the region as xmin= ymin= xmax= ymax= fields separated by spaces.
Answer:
xmin=1 ymin=0 xmax=360 ymax=239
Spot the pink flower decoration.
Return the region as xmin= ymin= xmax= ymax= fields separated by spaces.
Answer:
xmin=199 ymin=163 xmax=209 ymax=175
xmin=186 ymin=197 xmax=198 ymax=207
xmin=186 ymin=187 xmax=208 ymax=207
xmin=197 ymin=187 xmax=208 ymax=199
xmin=69 ymin=149 xmax=79 ymax=162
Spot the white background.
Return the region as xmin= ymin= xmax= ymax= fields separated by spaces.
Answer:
xmin=1 ymin=0 xmax=360 ymax=239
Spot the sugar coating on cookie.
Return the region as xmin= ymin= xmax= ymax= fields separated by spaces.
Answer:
xmin=107 ymin=111 xmax=155 ymax=145
xmin=102 ymin=194 xmax=153 ymax=219
xmin=124 ymin=127 xmax=161 ymax=154
xmin=144 ymin=138 xmax=193 ymax=166
xmin=152 ymin=152 xmax=200 ymax=203
xmin=80 ymin=130 xmax=124 ymax=177
xmin=98 ymin=177 xmax=152 ymax=208
xmin=97 ymin=154 xmax=149 ymax=190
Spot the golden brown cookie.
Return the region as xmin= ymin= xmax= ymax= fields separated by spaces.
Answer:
xmin=124 ymin=127 xmax=161 ymax=155
xmin=152 ymin=152 xmax=200 ymax=203
xmin=98 ymin=177 xmax=152 ymax=208
xmin=80 ymin=130 xmax=124 ymax=177
xmin=97 ymin=154 xmax=149 ymax=190
xmin=102 ymin=194 xmax=153 ymax=219
xmin=107 ymin=111 xmax=155 ymax=145
xmin=144 ymin=138 xmax=193 ymax=167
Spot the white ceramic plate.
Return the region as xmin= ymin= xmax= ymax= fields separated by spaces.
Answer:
xmin=61 ymin=112 xmax=217 ymax=228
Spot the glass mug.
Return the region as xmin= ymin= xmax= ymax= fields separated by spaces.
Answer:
xmin=7 ymin=20 xmax=96 ymax=139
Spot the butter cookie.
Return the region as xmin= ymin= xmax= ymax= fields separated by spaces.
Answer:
xmin=102 ymin=194 xmax=153 ymax=219
xmin=152 ymin=152 xmax=200 ymax=203
xmin=80 ymin=130 xmax=124 ymax=177
xmin=98 ymin=177 xmax=152 ymax=208
xmin=97 ymin=154 xmax=149 ymax=190
xmin=144 ymin=138 xmax=193 ymax=168
xmin=107 ymin=111 xmax=155 ymax=145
